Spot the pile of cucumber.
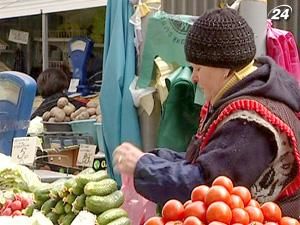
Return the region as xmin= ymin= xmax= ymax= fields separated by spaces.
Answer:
xmin=30 ymin=169 xmax=130 ymax=225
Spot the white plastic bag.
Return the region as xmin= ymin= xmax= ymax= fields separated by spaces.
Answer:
xmin=129 ymin=76 xmax=156 ymax=107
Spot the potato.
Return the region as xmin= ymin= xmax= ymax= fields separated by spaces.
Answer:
xmin=96 ymin=106 xmax=101 ymax=115
xmin=42 ymin=111 xmax=51 ymax=121
xmin=53 ymin=108 xmax=66 ymax=122
xmin=96 ymin=115 xmax=102 ymax=122
xmin=63 ymin=104 xmax=76 ymax=116
xmin=75 ymin=111 xmax=90 ymax=120
xmin=90 ymin=115 xmax=97 ymax=119
xmin=64 ymin=116 xmax=71 ymax=122
xmin=57 ymin=97 xmax=69 ymax=108
xmin=87 ymin=108 xmax=96 ymax=116
xmin=68 ymin=103 xmax=76 ymax=112
xmin=70 ymin=112 xmax=76 ymax=121
xmin=86 ymin=101 xmax=98 ymax=108
xmin=50 ymin=107 xmax=61 ymax=117
xmin=73 ymin=107 xmax=87 ymax=118
xmin=48 ymin=117 xmax=56 ymax=122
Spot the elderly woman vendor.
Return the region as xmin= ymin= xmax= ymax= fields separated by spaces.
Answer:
xmin=114 ymin=8 xmax=300 ymax=218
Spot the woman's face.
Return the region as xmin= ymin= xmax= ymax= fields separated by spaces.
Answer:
xmin=190 ymin=63 xmax=231 ymax=102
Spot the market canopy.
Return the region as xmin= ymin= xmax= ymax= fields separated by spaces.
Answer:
xmin=0 ymin=0 xmax=107 ymax=19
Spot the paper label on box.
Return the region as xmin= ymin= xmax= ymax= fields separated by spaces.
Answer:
xmin=77 ymin=144 xmax=96 ymax=167
xmin=11 ymin=137 xmax=38 ymax=165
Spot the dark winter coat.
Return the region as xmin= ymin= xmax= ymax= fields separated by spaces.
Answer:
xmin=134 ymin=57 xmax=300 ymax=214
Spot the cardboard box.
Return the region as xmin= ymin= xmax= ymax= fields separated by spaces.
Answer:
xmin=47 ymin=147 xmax=79 ymax=168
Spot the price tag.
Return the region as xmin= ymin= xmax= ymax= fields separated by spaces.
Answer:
xmin=11 ymin=137 xmax=38 ymax=165
xmin=68 ymin=78 xmax=79 ymax=93
xmin=77 ymin=144 xmax=96 ymax=167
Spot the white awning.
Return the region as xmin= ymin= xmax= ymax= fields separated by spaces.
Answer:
xmin=0 ymin=0 xmax=107 ymax=19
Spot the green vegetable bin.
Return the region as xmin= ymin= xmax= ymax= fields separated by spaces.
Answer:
xmin=70 ymin=119 xmax=98 ymax=145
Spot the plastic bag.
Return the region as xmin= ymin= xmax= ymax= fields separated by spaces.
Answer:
xmin=129 ymin=76 xmax=156 ymax=107
xmin=266 ymin=20 xmax=300 ymax=84
xmin=121 ymin=174 xmax=156 ymax=225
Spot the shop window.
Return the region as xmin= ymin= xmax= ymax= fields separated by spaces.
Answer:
xmin=0 ymin=6 xmax=105 ymax=83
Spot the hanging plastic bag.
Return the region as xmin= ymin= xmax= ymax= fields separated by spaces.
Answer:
xmin=121 ymin=174 xmax=156 ymax=225
xmin=266 ymin=20 xmax=300 ymax=84
xmin=129 ymin=76 xmax=156 ymax=108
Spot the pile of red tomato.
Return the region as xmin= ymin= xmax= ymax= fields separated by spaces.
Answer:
xmin=144 ymin=176 xmax=300 ymax=225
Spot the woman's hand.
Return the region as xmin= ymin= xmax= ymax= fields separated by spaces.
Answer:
xmin=113 ymin=142 xmax=145 ymax=176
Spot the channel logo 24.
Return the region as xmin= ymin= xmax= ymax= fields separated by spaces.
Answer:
xmin=268 ymin=5 xmax=292 ymax=21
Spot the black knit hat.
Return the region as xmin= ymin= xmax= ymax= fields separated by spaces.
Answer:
xmin=185 ymin=8 xmax=256 ymax=69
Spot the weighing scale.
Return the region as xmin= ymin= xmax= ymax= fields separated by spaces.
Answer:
xmin=0 ymin=71 xmax=36 ymax=155
xmin=68 ymin=37 xmax=94 ymax=96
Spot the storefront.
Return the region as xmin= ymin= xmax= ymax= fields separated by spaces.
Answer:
xmin=0 ymin=0 xmax=107 ymax=80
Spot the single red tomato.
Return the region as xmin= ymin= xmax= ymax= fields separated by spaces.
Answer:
xmin=144 ymin=217 xmax=165 ymax=225
xmin=205 ymin=185 xmax=231 ymax=206
xmin=245 ymin=206 xmax=264 ymax=223
xmin=260 ymin=202 xmax=282 ymax=222
xmin=191 ymin=185 xmax=210 ymax=202
xmin=184 ymin=200 xmax=193 ymax=208
xmin=183 ymin=216 xmax=204 ymax=225
xmin=208 ymin=221 xmax=228 ymax=225
xmin=162 ymin=200 xmax=185 ymax=221
xmin=232 ymin=186 xmax=252 ymax=206
xmin=280 ymin=217 xmax=300 ymax=225
xmin=206 ymin=201 xmax=232 ymax=225
xmin=231 ymin=208 xmax=250 ymax=225
xmin=248 ymin=222 xmax=264 ymax=225
xmin=212 ymin=176 xmax=234 ymax=193
xmin=183 ymin=201 xmax=206 ymax=222
xmin=229 ymin=194 xmax=245 ymax=209
xmin=247 ymin=199 xmax=260 ymax=208
xmin=165 ymin=221 xmax=184 ymax=225
xmin=265 ymin=222 xmax=279 ymax=225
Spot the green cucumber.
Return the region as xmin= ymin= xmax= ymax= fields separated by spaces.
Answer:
xmin=60 ymin=213 xmax=76 ymax=225
xmin=84 ymin=178 xmax=117 ymax=196
xmin=53 ymin=200 xmax=65 ymax=215
xmin=34 ymin=200 xmax=45 ymax=210
xmin=97 ymin=208 xmax=128 ymax=225
xmin=64 ymin=203 xmax=72 ymax=214
xmin=46 ymin=212 xmax=59 ymax=224
xmin=34 ymin=187 xmax=50 ymax=202
xmin=85 ymin=190 xmax=124 ymax=214
xmin=58 ymin=214 xmax=65 ymax=224
xmin=64 ymin=193 xmax=76 ymax=205
xmin=107 ymin=217 xmax=131 ymax=225
xmin=70 ymin=183 xmax=84 ymax=196
xmin=23 ymin=204 xmax=34 ymax=217
xmin=64 ymin=178 xmax=76 ymax=190
xmin=41 ymin=199 xmax=57 ymax=215
xmin=78 ymin=167 xmax=95 ymax=175
xmin=72 ymin=194 xmax=86 ymax=213
xmin=76 ymin=170 xmax=108 ymax=187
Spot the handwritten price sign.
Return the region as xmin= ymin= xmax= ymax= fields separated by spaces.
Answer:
xmin=11 ymin=137 xmax=38 ymax=165
xmin=77 ymin=144 xmax=96 ymax=167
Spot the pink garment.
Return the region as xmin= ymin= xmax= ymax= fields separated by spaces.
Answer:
xmin=266 ymin=20 xmax=300 ymax=84
xmin=121 ymin=174 xmax=156 ymax=225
